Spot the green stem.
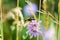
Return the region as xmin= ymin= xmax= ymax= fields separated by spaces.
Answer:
xmin=16 ymin=0 xmax=20 ymax=40
xmin=37 ymin=0 xmax=41 ymax=40
xmin=39 ymin=0 xmax=41 ymax=20
xmin=58 ymin=1 xmax=60 ymax=40
xmin=0 ymin=0 xmax=3 ymax=40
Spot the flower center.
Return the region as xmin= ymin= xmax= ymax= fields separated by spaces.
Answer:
xmin=31 ymin=28 xmax=37 ymax=32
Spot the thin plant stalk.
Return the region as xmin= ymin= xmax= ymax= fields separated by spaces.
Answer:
xmin=0 ymin=0 xmax=4 ymax=40
xmin=43 ymin=0 xmax=47 ymax=40
xmin=17 ymin=0 xmax=19 ymax=7
xmin=45 ymin=0 xmax=50 ymax=31
xmin=16 ymin=0 xmax=24 ymax=40
xmin=37 ymin=0 xmax=41 ymax=40
xmin=16 ymin=0 xmax=19 ymax=40
xmin=43 ymin=0 xmax=48 ymax=30
xmin=58 ymin=1 xmax=60 ymax=40
xmin=38 ymin=9 xmax=59 ymax=24
xmin=39 ymin=0 xmax=41 ymax=20
xmin=55 ymin=14 xmax=58 ymax=40
xmin=16 ymin=14 xmax=18 ymax=40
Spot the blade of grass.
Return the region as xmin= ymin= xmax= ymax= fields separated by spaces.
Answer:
xmin=0 ymin=0 xmax=3 ymax=40
xmin=58 ymin=1 xmax=60 ymax=40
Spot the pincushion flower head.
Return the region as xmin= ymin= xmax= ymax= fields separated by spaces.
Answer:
xmin=26 ymin=20 xmax=42 ymax=39
xmin=23 ymin=3 xmax=38 ymax=16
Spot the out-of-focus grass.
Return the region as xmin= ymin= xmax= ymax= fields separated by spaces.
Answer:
xmin=0 ymin=23 xmax=1 ymax=34
xmin=58 ymin=1 xmax=60 ymax=40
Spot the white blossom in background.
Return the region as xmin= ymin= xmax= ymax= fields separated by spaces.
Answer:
xmin=0 ymin=38 xmax=2 ymax=40
xmin=43 ymin=0 xmax=46 ymax=2
xmin=7 ymin=11 xmax=15 ymax=19
xmin=12 ymin=7 xmax=24 ymax=24
xmin=11 ymin=25 xmax=15 ymax=31
xmin=7 ymin=7 xmax=24 ymax=25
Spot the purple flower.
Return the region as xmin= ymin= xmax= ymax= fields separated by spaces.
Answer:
xmin=26 ymin=20 xmax=42 ymax=39
xmin=23 ymin=3 xmax=38 ymax=16
xmin=45 ymin=27 xmax=56 ymax=40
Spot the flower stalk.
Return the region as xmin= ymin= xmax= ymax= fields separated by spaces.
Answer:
xmin=58 ymin=1 xmax=60 ymax=40
xmin=16 ymin=0 xmax=19 ymax=40
xmin=37 ymin=0 xmax=42 ymax=40
xmin=0 ymin=0 xmax=4 ymax=40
